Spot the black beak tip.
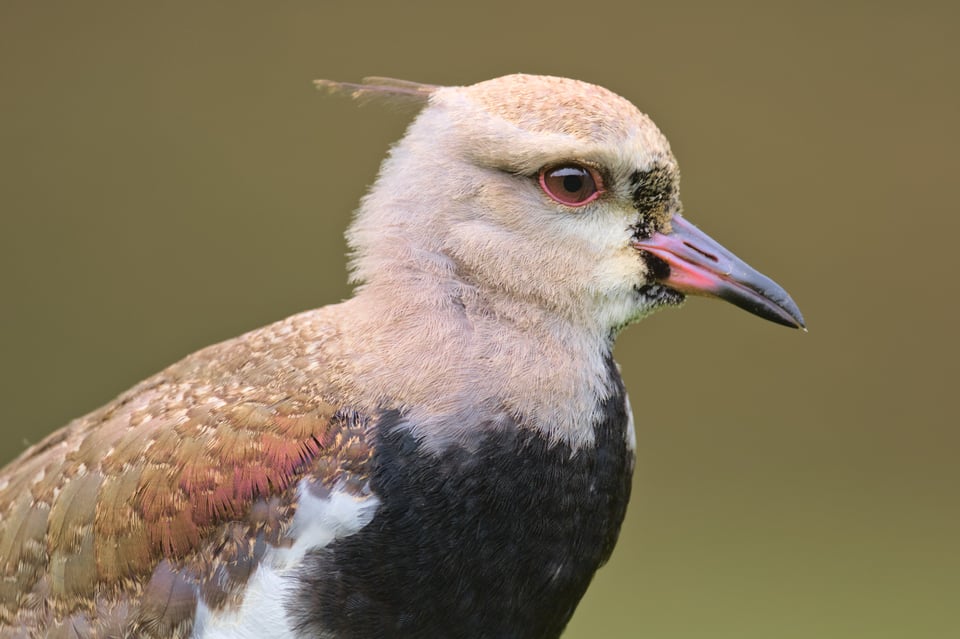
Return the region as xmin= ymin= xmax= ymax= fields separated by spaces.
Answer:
xmin=758 ymin=297 xmax=806 ymax=330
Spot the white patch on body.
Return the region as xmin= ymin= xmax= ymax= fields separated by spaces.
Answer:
xmin=191 ymin=479 xmax=380 ymax=639
xmin=623 ymin=392 xmax=636 ymax=451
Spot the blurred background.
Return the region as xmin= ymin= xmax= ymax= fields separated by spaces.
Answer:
xmin=1 ymin=1 xmax=956 ymax=637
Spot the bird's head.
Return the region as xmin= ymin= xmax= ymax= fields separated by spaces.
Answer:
xmin=318 ymin=74 xmax=804 ymax=334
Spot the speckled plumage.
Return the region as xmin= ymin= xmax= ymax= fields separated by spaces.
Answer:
xmin=0 ymin=74 xmax=803 ymax=638
xmin=0 ymin=311 xmax=375 ymax=636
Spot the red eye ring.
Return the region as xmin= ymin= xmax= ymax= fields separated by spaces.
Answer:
xmin=538 ymin=163 xmax=603 ymax=207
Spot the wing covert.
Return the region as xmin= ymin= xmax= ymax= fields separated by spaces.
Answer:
xmin=0 ymin=365 xmax=367 ymax=637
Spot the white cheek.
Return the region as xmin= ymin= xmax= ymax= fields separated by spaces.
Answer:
xmin=191 ymin=480 xmax=380 ymax=639
xmin=587 ymin=242 xmax=647 ymax=329
xmin=574 ymin=207 xmax=644 ymax=287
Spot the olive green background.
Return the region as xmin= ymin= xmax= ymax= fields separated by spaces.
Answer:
xmin=1 ymin=2 xmax=956 ymax=637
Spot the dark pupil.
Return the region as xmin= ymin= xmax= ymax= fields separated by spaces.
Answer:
xmin=562 ymin=174 xmax=583 ymax=193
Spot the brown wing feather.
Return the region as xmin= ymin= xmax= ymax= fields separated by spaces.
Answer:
xmin=0 ymin=319 xmax=369 ymax=637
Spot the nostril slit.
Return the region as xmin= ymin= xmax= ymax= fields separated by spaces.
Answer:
xmin=683 ymin=241 xmax=718 ymax=262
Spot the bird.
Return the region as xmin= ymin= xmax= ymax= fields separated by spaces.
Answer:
xmin=0 ymin=74 xmax=804 ymax=639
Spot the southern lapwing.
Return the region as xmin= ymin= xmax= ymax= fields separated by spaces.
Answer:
xmin=0 ymin=74 xmax=804 ymax=638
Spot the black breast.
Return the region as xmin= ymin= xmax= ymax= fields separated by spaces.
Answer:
xmin=292 ymin=358 xmax=633 ymax=639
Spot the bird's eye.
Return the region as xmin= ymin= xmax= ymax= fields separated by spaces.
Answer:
xmin=539 ymin=164 xmax=603 ymax=207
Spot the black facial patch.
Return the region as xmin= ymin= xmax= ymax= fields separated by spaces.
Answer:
xmin=629 ymin=166 xmax=678 ymax=238
xmin=639 ymin=250 xmax=671 ymax=281
xmin=291 ymin=355 xmax=634 ymax=639
xmin=635 ymin=282 xmax=685 ymax=308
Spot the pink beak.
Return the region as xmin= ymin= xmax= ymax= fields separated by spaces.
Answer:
xmin=632 ymin=215 xmax=805 ymax=329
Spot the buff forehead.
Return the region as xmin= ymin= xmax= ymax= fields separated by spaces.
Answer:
xmin=455 ymin=74 xmax=669 ymax=148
